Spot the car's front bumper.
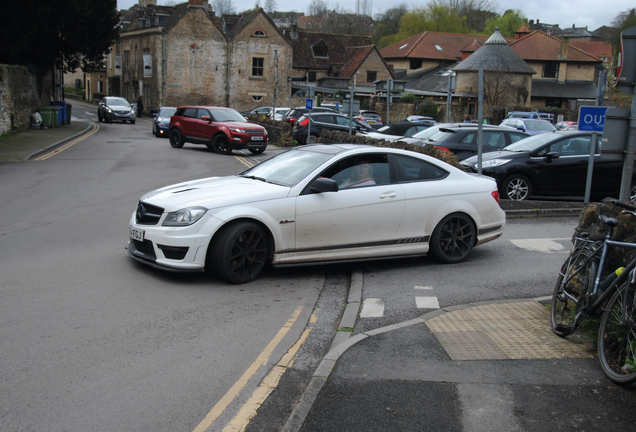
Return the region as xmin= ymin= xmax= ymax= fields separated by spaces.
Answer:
xmin=106 ymin=110 xmax=136 ymax=122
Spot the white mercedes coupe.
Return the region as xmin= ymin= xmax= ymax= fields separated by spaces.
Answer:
xmin=127 ymin=144 xmax=505 ymax=283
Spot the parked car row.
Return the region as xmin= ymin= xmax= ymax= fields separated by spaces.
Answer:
xmin=291 ymin=112 xmax=375 ymax=144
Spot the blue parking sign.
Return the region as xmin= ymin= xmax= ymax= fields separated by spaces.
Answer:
xmin=305 ymin=98 xmax=313 ymax=110
xmin=578 ymin=106 xmax=610 ymax=132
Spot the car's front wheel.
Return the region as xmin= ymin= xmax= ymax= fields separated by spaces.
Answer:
xmin=502 ymin=174 xmax=532 ymax=201
xmin=169 ymin=129 xmax=184 ymax=148
xmin=97 ymin=111 xmax=103 ymax=122
xmin=429 ymin=213 xmax=476 ymax=264
xmin=212 ymin=134 xmax=232 ymax=155
xmin=208 ymin=221 xmax=269 ymax=284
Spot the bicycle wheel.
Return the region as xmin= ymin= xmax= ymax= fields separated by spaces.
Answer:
xmin=597 ymin=282 xmax=636 ymax=385
xmin=551 ymin=245 xmax=596 ymax=337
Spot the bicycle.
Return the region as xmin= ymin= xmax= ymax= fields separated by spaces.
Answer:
xmin=551 ymin=199 xmax=636 ymax=385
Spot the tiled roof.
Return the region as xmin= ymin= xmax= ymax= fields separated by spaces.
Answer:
xmin=380 ymin=31 xmax=513 ymax=61
xmin=453 ymin=30 xmax=536 ymax=74
xmin=509 ymin=31 xmax=601 ymax=62
xmin=571 ymin=41 xmax=612 ymax=60
xmin=292 ymin=31 xmax=373 ymax=70
xmin=532 ymin=79 xmax=597 ymax=99
xmin=339 ymin=45 xmax=374 ymax=77
xmin=461 ymin=39 xmax=482 ymax=53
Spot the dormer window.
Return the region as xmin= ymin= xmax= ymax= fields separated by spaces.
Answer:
xmin=313 ymin=41 xmax=328 ymax=58
xmin=253 ymin=29 xmax=266 ymax=37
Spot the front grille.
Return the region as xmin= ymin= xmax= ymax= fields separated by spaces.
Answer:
xmin=245 ymin=129 xmax=265 ymax=134
xmin=136 ymin=202 xmax=164 ymax=225
xmin=158 ymin=244 xmax=189 ymax=260
xmin=130 ymin=239 xmax=157 ymax=260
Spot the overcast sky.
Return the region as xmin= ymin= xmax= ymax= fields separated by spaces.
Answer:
xmin=116 ymin=0 xmax=630 ymax=32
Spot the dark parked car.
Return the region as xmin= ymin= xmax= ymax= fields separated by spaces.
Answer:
xmin=292 ymin=112 xmax=372 ymax=144
xmin=412 ymin=125 xmax=530 ymax=161
xmin=152 ymin=106 xmax=177 ymax=137
xmin=241 ymin=106 xmax=273 ymax=116
xmin=499 ymin=118 xmax=557 ymax=135
xmin=356 ymin=110 xmax=383 ymax=128
xmin=97 ymin=97 xmax=136 ymax=124
xmin=283 ymin=106 xmax=338 ymax=126
xmin=168 ymin=106 xmax=268 ymax=155
xmin=460 ymin=131 xmax=636 ymax=201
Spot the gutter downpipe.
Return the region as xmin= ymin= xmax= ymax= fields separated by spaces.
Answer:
xmin=161 ymin=28 xmax=166 ymax=107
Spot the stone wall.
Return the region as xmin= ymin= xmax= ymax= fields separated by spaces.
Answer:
xmin=0 ymin=65 xmax=54 ymax=134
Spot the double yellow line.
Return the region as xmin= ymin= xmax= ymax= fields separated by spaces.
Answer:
xmin=33 ymin=122 xmax=100 ymax=161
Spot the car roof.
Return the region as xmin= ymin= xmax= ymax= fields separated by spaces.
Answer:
xmin=176 ymin=106 xmax=233 ymax=110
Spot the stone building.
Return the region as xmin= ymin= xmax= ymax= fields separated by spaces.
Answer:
xmin=108 ymin=0 xmax=292 ymax=113
xmin=453 ymin=30 xmax=536 ymax=117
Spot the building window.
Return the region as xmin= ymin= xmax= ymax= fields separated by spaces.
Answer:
xmin=252 ymin=58 xmax=264 ymax=77
xmin=308 ymin=71 xmax=316 ymax=83
xmin=251 ymin=95 xmax=263 ymax=102
xmin=97 ymin=81 xmax=104 ymax=93
xmin=546 ymin=98 xmax=562 ymax=108
xmin=543 ymin=62 xmax=559 ymax=78
xmin=367 ymin=71 xmax=377 ymax=83
xmin=312 ymin=42 xmax=328 ymax=58
xmin=410 ymin=59 xmax=422 ymax=70
xmin=253 ymin=29 xmax=266 ymax=37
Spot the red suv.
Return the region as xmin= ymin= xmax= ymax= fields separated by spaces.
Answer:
xmin=168 ymin=106 xmax=268 ymax=155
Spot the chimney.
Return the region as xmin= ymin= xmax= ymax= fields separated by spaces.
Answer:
xmin=560 ymin=35 xmax=569 ymax=60
xmin=188 ymin=0 xmax=207 ymax=6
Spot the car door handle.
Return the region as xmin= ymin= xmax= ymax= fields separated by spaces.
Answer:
xmin=379 ymin=192 xmax=397 ymax=199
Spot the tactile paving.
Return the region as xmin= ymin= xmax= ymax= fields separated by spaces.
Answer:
xmin=425 ymin=301 xmax=595 ymax=361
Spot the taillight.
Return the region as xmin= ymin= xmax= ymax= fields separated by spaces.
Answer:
xmin=492 ymin=190 xmax=500 ymax=205
xmin=434 ymin=146 xmax=450 ymax=152
xmin=299 ymin=118 xmax=309 ymax=126
xmin=289 ymin=118 xmax=297 ymax=123
xmin=357 ymin=116 xmax=365 ymax=121
xmin=378 ymin=117 xmax=383 ymax=122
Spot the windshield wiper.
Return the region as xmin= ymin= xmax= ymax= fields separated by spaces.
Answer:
xmin=240 ymin=175 xmax=268 ymax=182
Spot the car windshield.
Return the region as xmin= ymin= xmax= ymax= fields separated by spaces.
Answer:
xmin=239 ymin=149 xmax=334 ymax=187
xmin=503 ymin=132 xmax=559 ymax=152
xmin=525 ymin=120 xmax=556 ymax=132
xmin=209 ymin=108 xmax=248 ymax=122
xmin=159 ymin=108 xmax=176 ymax=117
xmin=107 ymin=98 xmax=130 ymax=108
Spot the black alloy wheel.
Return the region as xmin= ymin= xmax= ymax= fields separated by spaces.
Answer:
xmin=208 ymin=221 xmax=269 ymax=284
xmin=169 ymin=129 xmax=184 ymax=148
xmin=212 ymin=134 xmax=232 ymax=155
xmin=429 ymin=213 xmax=476 ymax=264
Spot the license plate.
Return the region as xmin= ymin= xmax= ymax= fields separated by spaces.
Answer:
xmin=368 ymin=120 xmax=376 ymax=124
xmin=252 ymin=136 xmax=263 ymax=140
xmin=130 ymin=227 xmax=144 ymax=242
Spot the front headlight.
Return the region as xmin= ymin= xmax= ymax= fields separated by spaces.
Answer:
xmin=163 ymin=207 xmax=208 ymax=226
xmin=480 ymin=159 xmax=512 ymax=168
xmin=229 ymin=127 xmax=246 ymax=133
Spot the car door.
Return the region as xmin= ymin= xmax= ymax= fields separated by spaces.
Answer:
xmin=529 ymin=136 xmax=591 ymax=196
xmin=178 ymin=108 xmax=200 ymax=139
xmin=311 ymin=114 xmax=336 ymax=135
xmin=294 ymin=154 xmax=405 ymax=252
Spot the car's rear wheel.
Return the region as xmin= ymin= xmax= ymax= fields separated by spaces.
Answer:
xmin=249 ymin=147 xmax=265 ymax=154
xmin=208 ymin=221 xmax=269 ymax=284
xmin=169 ymin=129 xmax=184 ymax=148
xmin=306 ymin=134 xmax=318 ymax=144
xmin=502 ymin=174 xmax=532 ymax=201
xmin=213 ymin=134 xmax=232 ymax=155
xmin=429 ymin=213 xmax=476 ymax=264
xmin=630 ymin=180 xmax=636 ymax=202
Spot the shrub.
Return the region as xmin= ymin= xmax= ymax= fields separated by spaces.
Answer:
xmin=415 ymin=98 xmax=441 ymax=119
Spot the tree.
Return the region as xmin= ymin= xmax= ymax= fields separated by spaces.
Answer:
xmin=436 ymin=0 xmax=499 ymax=32
xmin=483 ymin=9 xmax=527 ymax=37
xmin=264 ymin=0 xmax=276 ymax=14
xmin=611 ymin=9 xmax=636 ymax=52
xmin=0 ymin=0 xmax=119 ymax=74
xmin=373 ymin=4 xmax=409 ymax=46
xmin=213 ymin=0 xmax=236 ymax=15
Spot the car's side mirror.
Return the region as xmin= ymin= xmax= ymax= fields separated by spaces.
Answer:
xmin=545 ymin=152 xmax=561 ymax=160
xmin=311 ymin=177 xmax=339 ymax=193
xmin=152 ymin=113 xmax=157 ymax=118
xmin=517 ymin=127 xmax=525 ymax=132
xmin=200 ymin=115 xmax=211 ymax=121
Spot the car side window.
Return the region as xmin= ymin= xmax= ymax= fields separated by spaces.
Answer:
xmin=560 ymin=137 xmax=591 ymax=156
xmin=335 ymin=116 xmax=352 ymax=127
xmin=313 ymin=115 xmax=333 ymax=124
xmin=320 ymin=154 xmax=390 ymax=188
xmin=196 ymin=109 xmax=209 ymax=120
xmin=460 ymin=132 xmax=475 ymax=144
xmin=182 ymin=108 xmax=197 ymax=118
xmin=509 ymin=133 xmax=527 ymax=143
xmin=394 ymin=155 xmax=448 ymax=182
xmin=482 ymin=132 xmax=506 ymax=150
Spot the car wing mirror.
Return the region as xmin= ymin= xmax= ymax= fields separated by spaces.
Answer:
xmin=152 ymin=113 xmax=157 ymax=118
xmin=311 ymin=177 xmax=339 ymax=193
xmin=545 ymin=151 xmax=561 ymax=159
xmin=200 ymin=115 xmax=211 ymax=121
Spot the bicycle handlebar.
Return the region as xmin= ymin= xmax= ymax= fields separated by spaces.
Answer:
xmin=608 ymin=199 xmax=636 ymax=212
